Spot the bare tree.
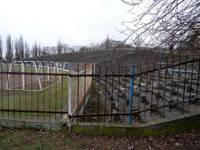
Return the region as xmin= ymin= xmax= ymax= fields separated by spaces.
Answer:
xmin=37 ymin=44 xmax=42 ymax=57
xmin=57 ymin=39 xmax=63 ymax=54
xmin=18 ymin=36 xmax=24 ymax=59
xmin=104 ymin=36 xmax=112 ymax=49
xmin=121 ymin=0 xmax=200 ymax=49
xmin=41 ymin=48 xmax=48 ymax=56
xmin=14 ymin=36 xmax=25 ymax=59
xmin=32 ymin=42 xmax=38 ymax=57
xmin=182 ymin=25 xmax=200 ymax=49
xmin=5 ymin=34 xmax=13 ymax=60
xmin=50 ymin=46 xmax=57 ymax=55
xmin=14 ymin=39 xmax=20 ymax=59
xmin=41 ymin=47 xmax=51 ymax=56
xmin=24 ymin=41 xmax=30 ymax=58
xmin=0 ymin=36 xmax=2 ymax=60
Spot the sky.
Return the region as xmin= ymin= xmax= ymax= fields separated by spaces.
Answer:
xmin=0 ymin=0 xmax=129 ymax=47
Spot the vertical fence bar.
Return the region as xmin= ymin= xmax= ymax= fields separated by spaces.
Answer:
xmin=170 ymin=56 xmax=174 ymax=97
xmin=68 ymin=76 xmax=72 ymax=116
xmin=84 ymin=63 xmax=86 ymax=96
xmin=83 ymin=63 xmax=86 ymax=116
xmin=76 ymin=64 xmax=79 ymax=124
xmin=37 ymin=64 xmax=40 ymax=120
xmin=92 ymin=64 xmax=94 ymax=88
xmin=48 ymin=62 xmax=51 ymax=121
xmin=12 ymin=63 xmax=15 ymax=119
xmin=21 ymin=62 xmax=25 ymax=90
xmin=124 ymin=65 xmax=127 ymax=121
xmin=189 ymin=56 xmax=194 ymax=102
xmin=111 ymin=65 xmax=114 ymax=122
xmin=61 ymin=63 xmax=64 ymax=120
xmin=150 ymin=64 xmax=155 ymax=114
xmin=97 ymin=64 xmax=100 ymax=122
xmin=1 ymin=63 xmax=3 ymax=117
xmin=157 ymin=62 xmax=161 ymax=115
xmin=128 ymin=65 xmax=135 ymax=124
xmin=183 ymin=60 xmax=187 ymax=103
xmin=30 ymin=63 xmax=33 ymax=119
xmin=196 ymin=61 xmax=200 ymax=100
xmin=164 ymin=57 xmax=168 ymax=97
xmin=144 ymin=64 xmax=149 ymax=117
xmin=138 ymin=64 xmax=142 ymax=112
xmin=25 ymin=63 xmax=28 ymax=119
xmin=176 ymin=61 xmax=181 ymax=111
xmin=117 ymin=64 xmax=120 ymax=114
xmin=55 ymin=64 xmax=58 ymax=120
xmin=42 ymin=64 xmax=45 ymax=120
xmin=19 ymin=63 xmax=22 ymax=118
xmin=104 ymin=64 xmax=107 ymax=122
xmin=7 ymin=63 xmax=10 ymax=118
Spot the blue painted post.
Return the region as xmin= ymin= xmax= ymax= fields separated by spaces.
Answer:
xmin=128 ymin=65 xmax=135 ymax=124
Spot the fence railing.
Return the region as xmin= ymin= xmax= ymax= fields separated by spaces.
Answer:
xmin=69 ymin=54 xmax=200 ymax=124
xmin=0 ymin=53 xmax=200 ymax=126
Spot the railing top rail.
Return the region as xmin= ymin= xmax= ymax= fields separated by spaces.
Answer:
xmin=136 ymin=57 xmax=200 ymax=76
xmin=0 ymin=57 xmax=199 ymax=78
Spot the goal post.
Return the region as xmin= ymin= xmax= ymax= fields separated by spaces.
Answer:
xmin=5 ymin=61 xmax=64 ymax=91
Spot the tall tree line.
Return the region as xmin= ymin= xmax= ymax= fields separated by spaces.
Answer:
xmin=6 ymin=34 xmax=13 ymax=60
xmin=15 ymin=36 xmax=25 ymax=59
xmin=0 ymin=34 xmax=73 ymax=60
xmin=0 ymin=34 xmax=36 ymax=60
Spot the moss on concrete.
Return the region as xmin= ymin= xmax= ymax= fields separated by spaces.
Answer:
xmin=72 ymin=113 xmax=200 ymax=136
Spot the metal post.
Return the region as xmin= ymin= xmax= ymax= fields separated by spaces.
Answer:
xmin=128 ymin=65 xmax=135 ymax=124
xmin=47 ymin=64 xmax=50 ymax=81
xmin=21 ymin=62 xmax=25 ymax=90
xmin=67 ymin=76 xmax=72 ymax=131
xmin=68 ymin=76 xmax=72 ymax=116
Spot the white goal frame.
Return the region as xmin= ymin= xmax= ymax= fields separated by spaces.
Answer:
xmin=5 ymin=61 xmax=64 ymax=91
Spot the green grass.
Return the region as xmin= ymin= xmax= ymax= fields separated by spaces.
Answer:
xmin=0 ymin=63 xmax=69 ymax=119
xmin=1 ymin=79 xmax=68 ymax=110
xmin=0 ymin=78 xmax=68 ymax=118
xmin=0 ymin=63 xmax=91 ymax=120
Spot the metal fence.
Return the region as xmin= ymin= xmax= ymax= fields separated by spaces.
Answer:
xmin=0 ymin=61 xmax=93 ymax=123
xmin=0 ymin=61 xmax=69 ymax=122
xmin=0 ymin=53 xmax=200 ymax=126
xmin=69 ymin=54 xmax=200 ymax=124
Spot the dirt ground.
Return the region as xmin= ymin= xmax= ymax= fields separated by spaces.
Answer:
xmin=0 ymin=127 xmax=200 ymax=150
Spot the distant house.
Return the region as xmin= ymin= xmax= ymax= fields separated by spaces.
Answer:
xmin=110 ymin=40 xmax=131 ymax=49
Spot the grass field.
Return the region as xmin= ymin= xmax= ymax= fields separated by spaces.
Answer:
xmin=0 ymin=62 xmax=93 ymax=121
xmin=0 ymin=63 xmax=69 ymax=120
xmin=0 ymin=78 xmax=68 ymax=120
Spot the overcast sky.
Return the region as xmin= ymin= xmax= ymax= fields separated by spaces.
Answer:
xmin=0 ymin=0 xmax=129 ymax=47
